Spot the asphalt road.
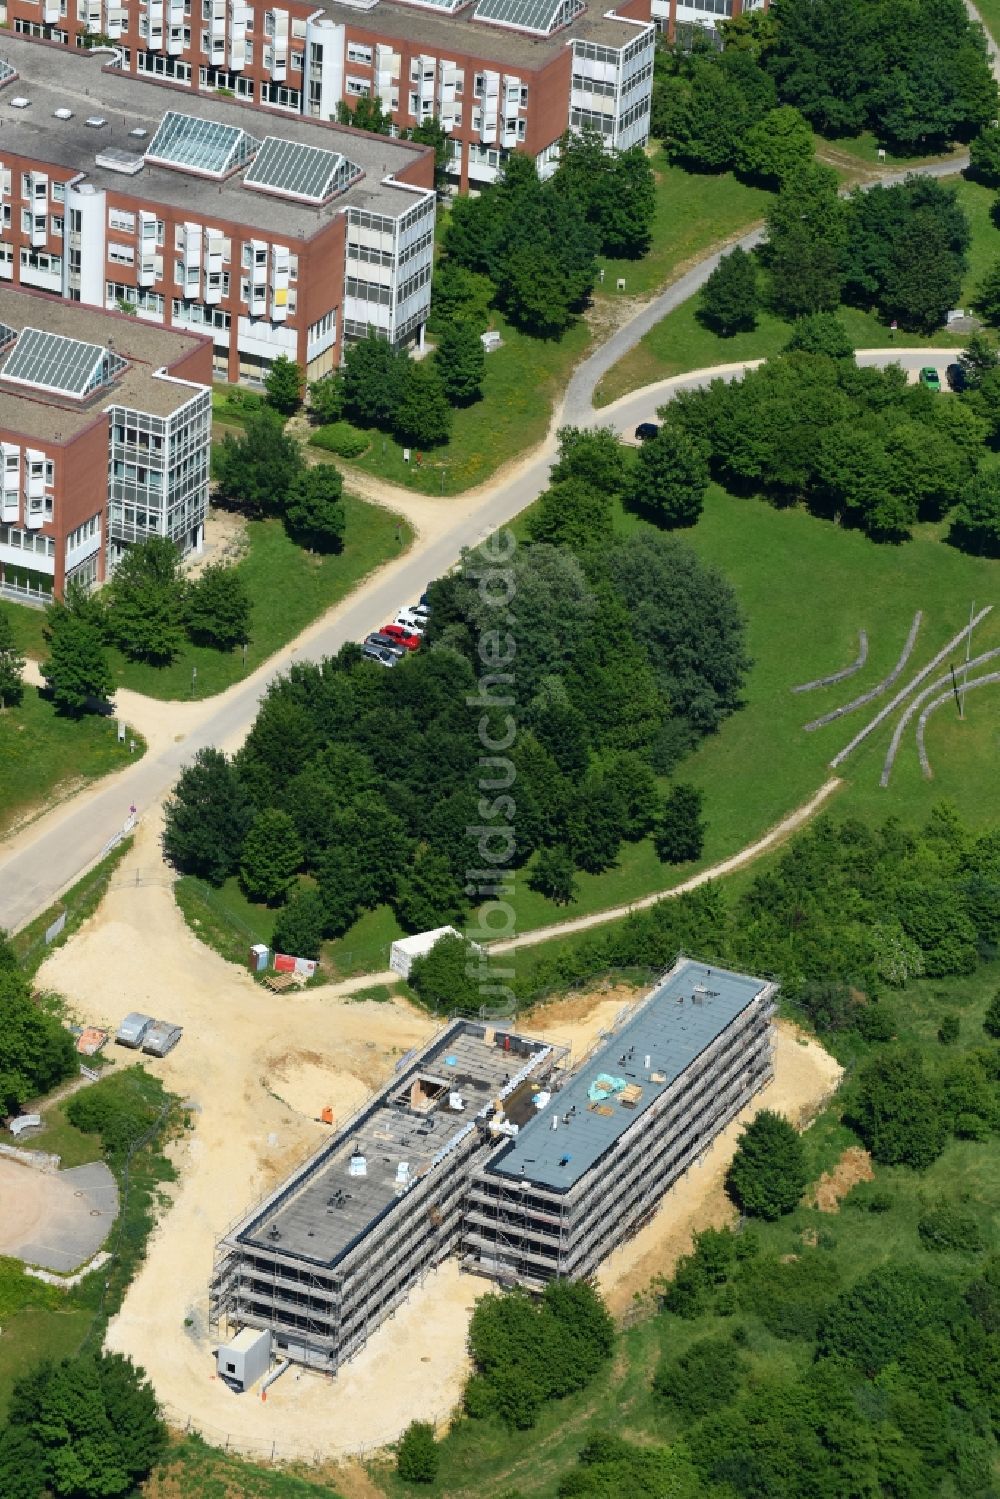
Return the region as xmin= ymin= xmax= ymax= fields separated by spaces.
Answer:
xmin=0 ymin=154 xmax=974 ymax=932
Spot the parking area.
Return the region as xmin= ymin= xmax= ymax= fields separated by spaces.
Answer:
xmin=0 ymin=1156 xmax=119 ymax=1273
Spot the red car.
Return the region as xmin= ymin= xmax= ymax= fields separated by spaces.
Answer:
xmin=381 ymin=622 xmax=421 ymax=652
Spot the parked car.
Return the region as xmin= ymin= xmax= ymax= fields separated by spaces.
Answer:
xmin=364 ymin=631 xmax=404 ymax=656
xmin=395 ymin=610 xmax=426 ymax=635
xmin=634 ymin=422 xmax=659 ymax=442
xmin=363 ymin=643 xmax=399 ymax=668
xmin=381 ymin=622 xmax=421 ymax=651
xmin=946 ymin=362 xmax=967 ymax=393
xmin=919 ymin=366 xmax=942 ymax=392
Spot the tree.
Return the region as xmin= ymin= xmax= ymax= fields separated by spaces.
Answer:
xmin=843 ymin=177 xmax=970 ymax=332
xmin=970 ymin=123 xmax=1000 ymax=183
xmin=393 ymin=848 xmax=467 ymax=933
xmin=271 ymin=889 xmax=326 ymax=960
xmin=699 ymin=246 xmax=759 ymax=336
xmin=104 ymin=536 xmax=186 ymax=666
xmin=41 ymin=601 xmax=113 ymax=716
xmin=984 ymin=989 xmax=1000 ymax=1037
xmin=285 ymin=464 xmax=346 ymax=552
xmin=974 ymin=257 xmax=1000 ymax=327
xmin=624 ymin=426 xmax=708 ymax=528
xmin=0 ymin=961 xmax=78 ymax=1117
xmin=551 ymin=425 xmax=629 ymax=497
xmin=0 ymin=610 xmax=25 ymax=707
xmin=408 ymin=932 xmax=483 ymax=1015
xmin=525 ymin=477 xmax=613 ymax=551
xmin=737 ymin=104 xmax=814 ymax=183
xmin=342 ymin=331 xmax=409 ymax=429
xmin=409 ymin=115 xmax=450 ymax=185
xmin=818 ymin=1263 xmax=954 ymax=1375
xmin=4 ymin=1351 xmax=165 ymax=1499
xmin=528 ymin=846 xmax=577 ymax=904
xmin=215 ymin=406 xmax=303 ymax=518
xmin=850 ymin=1048 xmax=948 ymax=1169
xmin=239 ymin=808 xmax=302 ymax=905
xmin=654 ymin=1337 xmax=746 ymax=1417
xmin=726 ymin=1109 xmax=808 ymax=1219
xmin=763 ymin=164 xmax=846 ymax=317
xmin=264 ymin=354 xmax=303 ymax=415
xmin=784 ymin=311 xmax=854 ymax=359
xmin=655 ymin=784 xmax=706 ymax=864
xmin=336 ymin=95 xmax=391 ymax=133
xmin=394 ymin=360 xmax=452 ymax=448
xmin=397 ymin=1421 xmax=438 ymax=1484
xmin=308 ymin=372 xmax=344 ymax=425
xmin=185 ymin=564 xmax=251 ymax=650
xmin=433 ymin=319 xmax=485 ymax=405
xmin=556 ymin=130 xmax=656 ymax=258
xmin=959 ymin=329 xmax=1000 ymax=387
xmin=162 ymin=747 xmax=254 ymax=884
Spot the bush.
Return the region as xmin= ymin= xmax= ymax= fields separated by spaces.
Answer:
xmin=310 ymin=421 xmax=370 ymax=459
xmin=984 ymin=990 xmax=1000 ymax=1038
xmin=65 ymin=1070 xmax=167 ymax=1160
xmin=726 ymin=1110 xmax=808 ymax=1220
xmin=653 ymin=1336 xmax=745 ymax=1416
xmin=938 ymin=1013 xmax=960 ymax=1044
xmin=396 ymin=1421 xmax=438 ymax=1484
xmin=844 ymin=1182 xmax=893 ymax=1214
xmin=917 ymin=1199 xmax=986 ymax=1254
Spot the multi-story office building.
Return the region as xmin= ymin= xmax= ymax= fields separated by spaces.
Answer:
xmin=210 ymin=957 xmax=777 ymax=1377
xmin=0 ymin=36 xmax=435 ymax=379
xmin=0 ymin=288 xmax=212 ymax=602
xmin=1 ymin=0 xmax=654 ymax=189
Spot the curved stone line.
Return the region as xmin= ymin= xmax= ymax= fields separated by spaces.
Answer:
xmin=878 ymin=646 xmax=1000 ymax=787
xmin=805 ymin=612 xmax=922 ymax=733
xmin=917 ymin=673 xmax=1000 ymax=780
xmin=830 ymin=604 xmax=994 ymax=770
xmin=791 ymin=630 xmax=869 ymax=694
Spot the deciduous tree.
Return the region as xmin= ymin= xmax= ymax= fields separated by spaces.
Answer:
xmin=263 ymin=354 xmax=303 ymax=415
xmin=185 ymin=563 xmax=251 ymax=649
xmin=737 ymin=104 xmax=814 ymax=183
xmin=397 ymin=1421 xmax=439 ymax=1484
xmin=394 ymin=360 xmax=452 ymax=448
xmin=285 ymin=464 xmax=346 ymax=552
xmin=162 ymin=747 xmax=254 ymax=884
xmin=699 ymin=246 xmax=759 ymax=336
xmin=726 ymin=1109 xmax=808 ymax=1219
xmin=528 ymin=846 xmax=577 ymax=905
xmin=624 ymin=426 xmax=708 ymax=528
xmin=41 ymin=602 xmax=113 ymax=716
xmin=0 ymin=610 xmax=25 ymax=707
xmin=105 ymin=536 xmax=186 ymax=666
xmin=433 ymin=319 xmax=486 ymax=405
xmin=215 ymin=406 xmax=303 ymax=517
xmin=239 ymin=808 xmax=302 ymax=905
xmin=655 ymin=783 xmax=706 ymax=864
xmin=271 ymin=889 xmax=326 ymax=961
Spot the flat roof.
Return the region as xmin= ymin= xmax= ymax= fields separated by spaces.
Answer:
xmin=234 ymin=1020 xmax=555 ymax=1268
xmin=0 ymin=38 xmax=430 ymax=232
xmin=487 ymin=959 xmax=773 ymax=1192
xmin=312 ymin=0 xmax=648 ymax=68
xmin=0 ymin=289 xmax=208 ymax=440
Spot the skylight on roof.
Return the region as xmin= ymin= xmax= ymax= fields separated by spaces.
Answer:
xmin=1 ymin=327 xmax=127 ymax=400
xmin=146 ymin=110 xmax=260 ymax=178
xmin=0 ymin=322 xmax=17 ymax=352
xmin=0 ymin=60 xmax=16 ymax=87
xmin=473 ymin=0 xmax=583 ymax=33
xmin=243 ymin=135 xmax=361 ymax=204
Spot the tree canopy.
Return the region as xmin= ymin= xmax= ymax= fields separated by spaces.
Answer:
xmin=726 ymin=1109 xmax=808 ymax=1218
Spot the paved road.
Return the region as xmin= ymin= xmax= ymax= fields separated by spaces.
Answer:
xmin=0 ymin=158 xmax=975 ymax=932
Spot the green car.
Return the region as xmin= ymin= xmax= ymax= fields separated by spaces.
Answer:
xmin=919 ymin=366 xmax=942 ymax=392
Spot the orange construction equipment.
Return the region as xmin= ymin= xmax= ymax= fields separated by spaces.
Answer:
xmin=321 ymin=1107 xmax=334 ymax=1125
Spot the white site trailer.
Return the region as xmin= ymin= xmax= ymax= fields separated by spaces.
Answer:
xmin=389 ymin=926 xmax=464 ymax=981
xmin=216 ymin=1326 xmax=271 ymax=1392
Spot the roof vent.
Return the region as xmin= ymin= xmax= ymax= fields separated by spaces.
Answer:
xmin=85 ymin=115 xmax=108 ymax=129
xmin=96 ymin=147 xmax=145 ymax=176
xmin=348 ymin=1152 xmax=367 ymax=1178
xmin=53 ymin=107 xmax=73 ymax=121
xmin=9 ymin=97 xmax=30 ymax=109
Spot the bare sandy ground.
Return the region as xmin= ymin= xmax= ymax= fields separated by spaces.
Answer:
xmin=0 ymin=1157 xmax=59 ymax=1248
xmin=33 ymin=833 xmax=844 ymax=1461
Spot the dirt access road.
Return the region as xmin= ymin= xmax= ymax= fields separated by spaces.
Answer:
xmin=36 ymin=817 xmax=842 ymax=1462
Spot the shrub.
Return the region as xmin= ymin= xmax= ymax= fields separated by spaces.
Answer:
xmin=726 ymin=1110 xmax=808 ymax=1220
xmin=654 ymin=1336 xmax=745 ymax=1416
xmin=65 ymin=1070 xmax=167 ymax=1160
xmin=938 ymin=1013 xmax=960 ymax=1044
xmin=396 ymin=1421 xmax=438 ymax=1484
xmin=845 ymin=1182 xmax=893 ymax=1214
xmin=917 ymin=1199 xmax=986 ymax=1254
xmin=310 ymin=421 xmax=370 ymax=459
xmin=984 ymin=990 xmax=1000 ymax=1038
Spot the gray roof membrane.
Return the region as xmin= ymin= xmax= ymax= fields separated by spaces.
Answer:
xmin=487 ymin=960 xmax=770 ymax=1191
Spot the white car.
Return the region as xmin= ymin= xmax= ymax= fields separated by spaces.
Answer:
xmin=395 ymin=609 xmax=426 ymax=636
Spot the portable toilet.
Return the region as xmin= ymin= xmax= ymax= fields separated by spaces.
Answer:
xmin=249 ymin=943 xmax=269 ymax=973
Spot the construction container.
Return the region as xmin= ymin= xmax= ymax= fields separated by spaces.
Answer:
xmin=390 ymin=926 xmax=480 ymax=980
xmin=249 ymin=943 xmax=269 ymax=974
xmin=116 ymin=1012 xmax=153 ymax=1048
xmin=142 ymin=1020 xmax=183 ymax=1058
xmin=216 ymin=1326 xmax=271 ymax=1392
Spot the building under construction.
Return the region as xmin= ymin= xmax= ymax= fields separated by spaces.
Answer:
xmin=209 ymin=958 xmax=777 ymax=1374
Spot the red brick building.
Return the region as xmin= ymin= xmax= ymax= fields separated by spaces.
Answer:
xmin=0 ymin=287 xmax=212 ymax=601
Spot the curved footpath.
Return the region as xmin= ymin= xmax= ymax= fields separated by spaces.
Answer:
xmin=0 ymin=151 xmax=972 ymax=931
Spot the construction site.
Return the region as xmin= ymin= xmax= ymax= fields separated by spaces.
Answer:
xmin=209 ymin=956 xmax=778 ymax=1380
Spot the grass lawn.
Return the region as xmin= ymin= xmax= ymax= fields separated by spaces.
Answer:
xmin=0 ymin=687 xmax=145 ymax=839
xmin=591 ymin=157 xmax=775 ymax=302
xmin=973 ymin=0 xmax=1000 ymax=45
xmin=336 ymin=315 xmax=591 ymax=496
xmin=0 ymin=1305 xmax=93 ymax=1421
xmin=26 ymin=1098 xmax=106 ymax=1169
xmin=147 ymin=1436 xmax=345 ymax=1499
xmin=595 ymin=173 xmax=994 ymax=407
xmin=174 ymin=873 xmax=275 ymax=972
